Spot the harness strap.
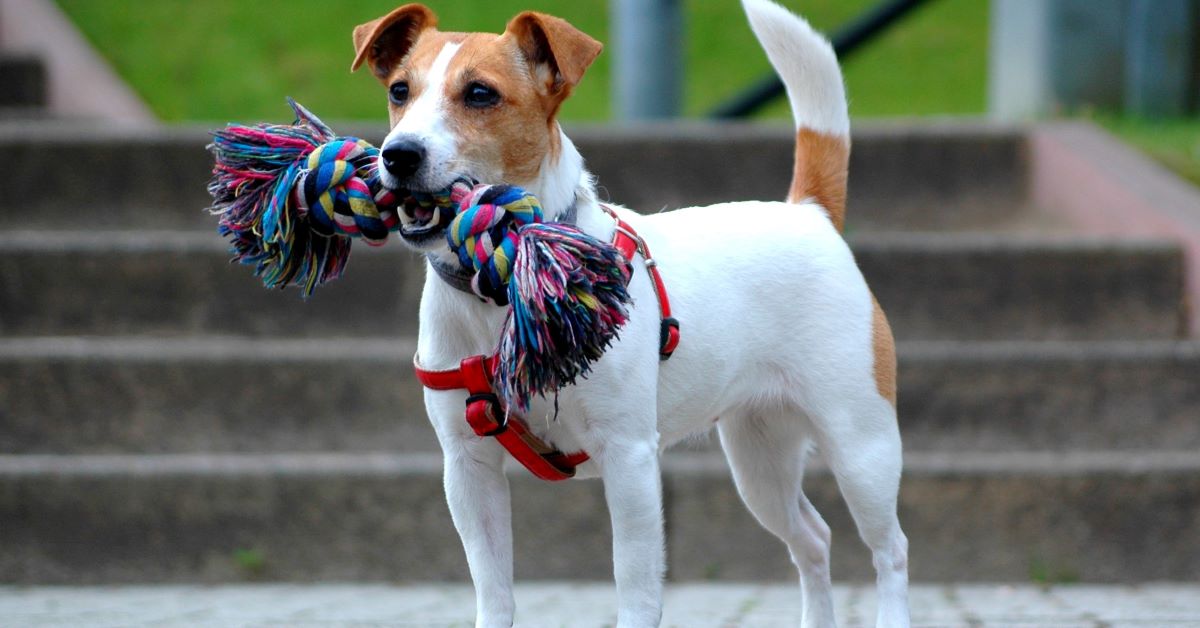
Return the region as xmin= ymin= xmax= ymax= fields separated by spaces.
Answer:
xmin=414 ymin=355 xmax=589 ymax=481
xmin=413 ymin=204 xmax=678 ymax=481
xmin=601 ymin=205 xmax=680 ymax=359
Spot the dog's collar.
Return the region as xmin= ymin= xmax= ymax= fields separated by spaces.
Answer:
xmin=425 ymin=193 xmax=579 ymax=297
xmin=426 ymin=254 xmax=475 ymax=294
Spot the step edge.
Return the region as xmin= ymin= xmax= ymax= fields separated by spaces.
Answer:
xmin=0 ymin=229 xmax=1183 ymax=255
xmin=0 ymin=336 xmax=419 ymax=362
xmin=2 ymin=450 xmax=1198 ymax=477
xmin=2 ymin=337 xmax=1196 ymax=362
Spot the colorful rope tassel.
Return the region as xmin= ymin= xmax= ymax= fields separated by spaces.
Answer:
xmin=208 ymin=99 xmax=439 ymax=296
xmin=496 ymin=222 xmax=632 ymax=412
xmin=445 ymin=184 xmax=632 ymax=411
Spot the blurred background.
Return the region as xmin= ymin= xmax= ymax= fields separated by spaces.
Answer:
xmin=53 ymin=0 xmax=986 ymax=120
xmin=7 ymin=0 xmax=1190 ymax=183
xmin=2 ymin=0 xmax=1200 ymax=601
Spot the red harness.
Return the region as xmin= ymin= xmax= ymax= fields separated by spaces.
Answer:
xmin=413 ymin=206 xmax=680 ymax=481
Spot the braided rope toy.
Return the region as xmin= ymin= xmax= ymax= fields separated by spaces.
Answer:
xmin=207 ymin=100 xmax=632 ymax=410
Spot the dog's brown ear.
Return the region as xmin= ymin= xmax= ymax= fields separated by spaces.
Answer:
xmin=505 ymin=12 xmax=603 ymax=96
xmin=351 ymin=4 xmax=437 ymax=80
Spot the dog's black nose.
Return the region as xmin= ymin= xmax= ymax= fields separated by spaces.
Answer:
xmin=381 ymin=140 xmax=426 ymax=179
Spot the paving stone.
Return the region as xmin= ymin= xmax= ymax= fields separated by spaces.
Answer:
xmin=1 ymin=583 xmax=1198 ymax=627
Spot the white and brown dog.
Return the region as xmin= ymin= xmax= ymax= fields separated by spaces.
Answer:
xmin=351 ymin=0 xmax=909 ymax=625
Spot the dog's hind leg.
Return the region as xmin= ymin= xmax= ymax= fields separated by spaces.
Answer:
xmin=814 ymin=397 xmax=910 ymax=628
xmin=439 ymin=435 xmax=515 ymax=628
xmin=718 ymin=409 xmax=836 ymax=628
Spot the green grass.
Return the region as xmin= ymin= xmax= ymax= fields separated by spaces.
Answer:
xmin=1027 ymin=555 xmax=1080 ymax=586
xmin=231 ymin=547 xmax=267 ymax=578
xmin=54 ymin=0 xmax=988 ymax=123
xmin=1094 ymin=116 xmax=1200 ymax=187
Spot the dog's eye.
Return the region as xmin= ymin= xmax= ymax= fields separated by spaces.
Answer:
xmin=389 ymin=81 xmax=409 ymax=106
xmin=464 ymin=82 xmax=500 ymax=109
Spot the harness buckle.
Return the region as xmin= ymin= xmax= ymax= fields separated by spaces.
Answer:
xmin=659 ymin=317 xmax=681 ymax=360
xmin=465 ymin=392 xmax=507 ymax=437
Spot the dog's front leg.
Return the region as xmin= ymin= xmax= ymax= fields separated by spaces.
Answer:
xmin=440 ymin=434 xmax=515 ymax=628
xmin=598 ymin=436 xmax=666 ymax=627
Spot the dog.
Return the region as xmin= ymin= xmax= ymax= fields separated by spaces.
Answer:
xmin=351 ymin=0 xmax=909 ymax=625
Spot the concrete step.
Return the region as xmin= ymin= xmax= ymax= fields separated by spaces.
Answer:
xmin=0 ymin=122 xmax=1030 ymax=232
xmin=2 ymin=450 xmax=1197 ymax=583
xmin=0 ymin=54 xmax=47 ymax=108
xmin=2 ymin=337 xmax=1197 ymax=454
xmin=858 ymin=234 xmax=1185 ymax=341
xmin=0 ymin=231 xmax=428 ymax=339
xmin=0 ymin=337 xmax=437 ymax=455
xmin=0 ymin=106 xmax=52 ymax=122
xmin=0 ymin=231 xmax=1185 ymax=341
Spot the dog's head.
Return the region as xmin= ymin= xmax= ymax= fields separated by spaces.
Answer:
xmin=351 ymin=4 xmax=602 ymax=249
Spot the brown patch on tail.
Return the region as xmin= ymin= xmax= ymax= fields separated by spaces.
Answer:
xmin=787 ymin=128 xmax=849 ymax=232
xmin=871 ymin=294 xmax=897 ymax=406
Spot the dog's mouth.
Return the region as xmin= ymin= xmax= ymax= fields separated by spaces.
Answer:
xmin=390 ymin=176 xmax=479 ymax=246
xmin=396 ymin=193 xmax=455 ymax=244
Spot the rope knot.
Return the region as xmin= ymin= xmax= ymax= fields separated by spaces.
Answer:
xmin=294 ymin=138 xmax=399 ymax=245
xmin=448 ymin=184 xmax=544 ymax=305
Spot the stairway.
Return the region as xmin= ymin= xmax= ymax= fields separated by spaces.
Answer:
xmin=0 ymin=52 xmax=47 ymax=120
xmin=1 ymin=123 xmax=1197 ymax=585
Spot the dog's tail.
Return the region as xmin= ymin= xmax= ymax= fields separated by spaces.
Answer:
xmin=742 ymin=0 xmax=850 ymax=231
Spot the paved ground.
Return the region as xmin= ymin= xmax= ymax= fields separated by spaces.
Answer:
xmin=3 ymin=583 xmax=1200 ymax=627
